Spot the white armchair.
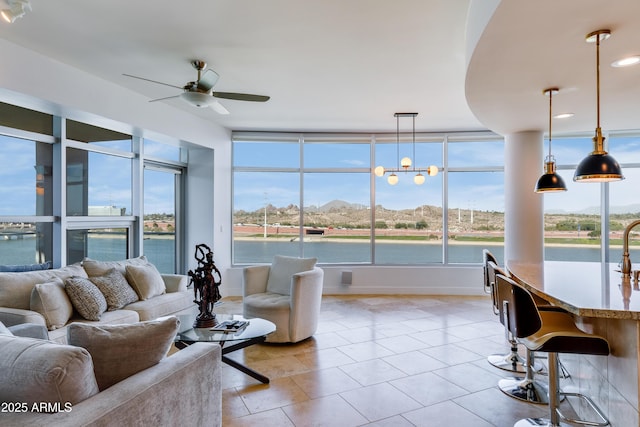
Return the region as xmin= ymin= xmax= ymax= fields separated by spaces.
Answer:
xmin=242 ymin=256 xmax=324 ymax=343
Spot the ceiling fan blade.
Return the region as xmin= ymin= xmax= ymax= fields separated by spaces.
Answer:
xmin=212 ymin=92 xmax=270 ymax=102
xmin=197 ymin=69 xmax=219 ymax=91
xmin=210 ymin=100 xmax=230 ymax=115
xmin=149 ymin=94 xmax=180 ymax=103
xmin=122 ymin=73 xmax=184 ymax=90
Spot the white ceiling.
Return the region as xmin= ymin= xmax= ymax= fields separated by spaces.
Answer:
xmin=0 ymin=0 xmax=638 ymax=136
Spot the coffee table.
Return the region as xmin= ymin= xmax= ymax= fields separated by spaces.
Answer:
xmin=175 ymin=313 xmax=276 ymax=384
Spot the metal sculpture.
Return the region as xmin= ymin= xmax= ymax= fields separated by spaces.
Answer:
xmin=187 ymin=243 xmax=222 ymax=328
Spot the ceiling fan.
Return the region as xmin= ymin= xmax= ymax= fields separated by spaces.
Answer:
xmin=123 ymin=60 xmax=270 ymax=115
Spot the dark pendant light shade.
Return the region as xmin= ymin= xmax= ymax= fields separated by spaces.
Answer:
xmin=535 ymin=158 xmax=567 ymax=192
xmin=574 ymin=29 xmax=624 ymax=183
xmin=535 ymin=88 xmax=567 ymax=193
xmin=574 ymin=149 xmax=623 ymax=182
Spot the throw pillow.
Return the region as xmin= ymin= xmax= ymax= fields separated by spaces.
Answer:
xmin=30 ymin=278 xmax=74 ymax=330
xmin=125 ymin=263 xmax=166 ymax=300
xmin=65 ymin=276 xmax=107 ymax=321
xmin=90 ymin=268 xmax=139 ymax=311
xmin=82 ymin=255 xmax=149 ymax=277
xmin=67 ymin=316 xmax=180 ymax=390
xmin=266 ymin=255 xmax=317 ymax=295
xmin=0 ymin=335 xmax=99 ymax=407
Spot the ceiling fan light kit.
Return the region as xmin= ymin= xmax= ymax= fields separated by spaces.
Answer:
xmin=123 ymin=59 xmax=269 ymax=114
xmin=1 ymin=0 xmax=31 ymax=23
xmin=374 ymin=113 xmax=439 ymax=186
xmin=181 ymin=91 xmax=215 ymax=108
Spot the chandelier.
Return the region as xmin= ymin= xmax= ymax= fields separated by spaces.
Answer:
xmin=374 ymin=113 xmax=438 ymax=185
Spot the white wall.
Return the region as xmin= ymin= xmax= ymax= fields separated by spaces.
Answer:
xmin=224 ymin=265 xmax=484 ymax=297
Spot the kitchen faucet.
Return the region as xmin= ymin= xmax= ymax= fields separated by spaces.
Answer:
xmin=621 ymin=219 xmax=640 ymax=277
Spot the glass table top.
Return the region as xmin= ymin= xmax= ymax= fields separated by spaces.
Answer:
xmin=175 ymin=313 xmax=276 ymax=343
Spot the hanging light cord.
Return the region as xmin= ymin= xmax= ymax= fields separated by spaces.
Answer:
xmin=596 ymin=34 xmax=601 ymax=132
xmin=548 ymin=89 xmax=553 ymax=159
xmin=412 ymin=115 xmax=416 ymax=171
xmin=396 ymin=114 xmax=400 ymax=168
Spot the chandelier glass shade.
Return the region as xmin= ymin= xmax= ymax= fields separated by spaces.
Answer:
xmin=574 ymin=29 xmax=624 ymax=183
xmin=535 ymin=88 xmax=567 ymax=193
xmin=375 ymin=113 xmax=438 ymax=185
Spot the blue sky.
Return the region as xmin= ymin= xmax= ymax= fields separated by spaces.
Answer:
xmin=0 ymin=135 xmax=176 ymax=216
xmin=2 ymin=133 xmax=638 ymax=217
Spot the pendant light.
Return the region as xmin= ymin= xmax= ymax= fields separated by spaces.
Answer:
xmin=574 ymin=29 xmax=624 ymax=182
xmin=535 ymin=88 xmax=567 ymax=192
xmin=374 ymin=113 xmax=438 ymax=185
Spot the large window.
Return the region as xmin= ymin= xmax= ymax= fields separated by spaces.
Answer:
xmin=0 ymin=131 xmax=54 ymax=265
xmin=232 ymin=132 xmax=504 ymax=265
xmin=374 ymin=136 xmax=443 ymax=264
xmin=0 ymin=101 xmax=188 ymax=272
xmin=143 ymin=165 xmax=183 ymax=274
xmin=542 ymin=134 xmax=640 ymax=263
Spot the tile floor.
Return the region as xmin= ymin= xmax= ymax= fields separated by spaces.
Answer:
xmin=214 ymin=295 xmax=555 ymax=427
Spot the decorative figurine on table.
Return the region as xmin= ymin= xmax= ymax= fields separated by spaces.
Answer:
xmin=187 ymin=243 xmax=222 ymax=328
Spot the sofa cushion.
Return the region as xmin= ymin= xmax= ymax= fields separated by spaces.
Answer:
xmin=125 ymin=263 xmax=166 ymax=300
xmin=82 ymin=255 xmax=149 ymax=277
xmin=0 ymin=335 xmax=99 ymax=407
xmin=47 ymin=310 xmax=140 ymax=345
xmin=67 ymin=316 xmax=179 ymax=390
xmin=0 ymin=263 xmax=86 ymax=310
xmin=90 ymin=268 xmax=139 ymax=311
xmin=266 ymin=255 xmax=317 ymax=295
xmin=65 ymin=277 xmax=108 ymax=321
xmin=124 ymin=292 xmax=194 ymax=321
xmin=30 ymin=278 xmax=74 ymax=330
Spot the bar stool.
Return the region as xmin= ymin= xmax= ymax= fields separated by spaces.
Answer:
xmin=483 ymin=249 xmax=528 ymax=374
xmin=496 ymin=274 xmax=610 ymax=427
xmin=489 ymin=260 xmax=548 ymax=404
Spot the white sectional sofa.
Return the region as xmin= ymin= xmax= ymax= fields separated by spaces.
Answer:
xmin=0 ymin=256 xmax=196 ymax=343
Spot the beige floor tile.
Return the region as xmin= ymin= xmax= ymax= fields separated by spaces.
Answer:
xmin=382 ymin=350 xmax=448 ymax=375
xmin=432 ymin=362 xmax=505 ymax=393
xmin=224 ymin=408 xmax=295 ymax=427
xmin=339 ymin=358 xmax=407 ymax=386
xmin=282 ymin=394 xmax=369 ymax=427
xmin=402 ymin=401 xmax=494 ymax=427
xmin=237 ymin=377 xmax=309 ymax=413
xmin=290 ymin=367 xmax=362 ymax=399
xmin=295 ymin=347 xmax=356 ymax=370
xmin=390 ymin=371 xmax=469 ymax=406
xmin=340 ymin=382 xmax=422 ymax=422
xmin=420 ymin=342 xmax=485 ymax=365
xmin=336 ymin=341 xmax=395 ymax=362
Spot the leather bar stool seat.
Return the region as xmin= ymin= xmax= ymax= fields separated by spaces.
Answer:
xmin=483 ymin=250 xmax=531 ymax=374
xmin=488 ymin=259 xmax=550 ymax=404
xmin=496 ymin=274 xmax=610 ymax=427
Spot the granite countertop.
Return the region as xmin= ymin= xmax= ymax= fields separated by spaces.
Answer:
xmin=507 ymin=261 xmax=640 ymax=320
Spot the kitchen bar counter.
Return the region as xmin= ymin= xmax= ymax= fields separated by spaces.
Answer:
xmin=507 ymin=261 xmax=640 ymax=320
xmin=507 ymin=260 xmax=640 ymax=426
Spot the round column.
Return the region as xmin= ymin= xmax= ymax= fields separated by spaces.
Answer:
xmin=504 ymin=130 xmax=544 ymax=265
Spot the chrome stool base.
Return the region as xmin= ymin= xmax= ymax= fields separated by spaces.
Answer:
xmin=498 ymin=376 xmax=549 ymax=405
xmin=514 ymin=418 xmax=572 ymax=426
xmin=488 ymin=351 xmax=543 ymax=373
